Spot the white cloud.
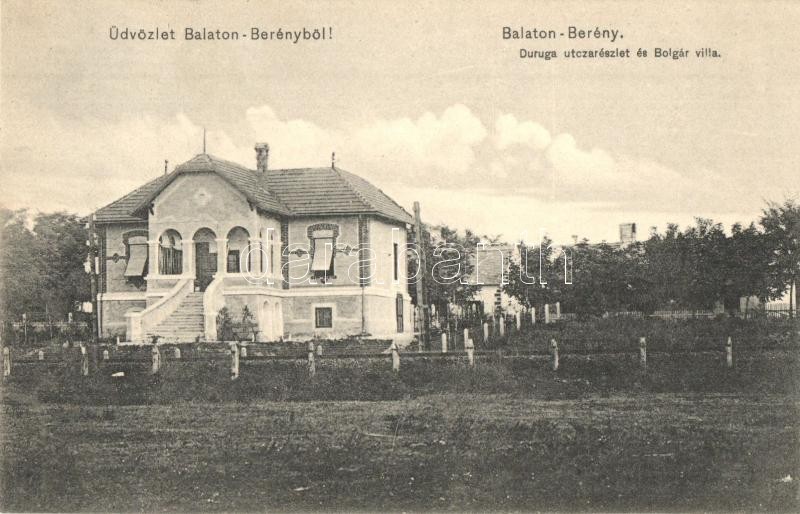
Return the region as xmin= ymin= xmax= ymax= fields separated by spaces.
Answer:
xmin=495 ymin=113 xmax=551 ymax=151
xmin=244 ymin=106 xmax=339 ymax=168
xmin=349 ymin=103 xmax=487 ymax=180
xmin=0 ymin=101 xmax=751 ymax=237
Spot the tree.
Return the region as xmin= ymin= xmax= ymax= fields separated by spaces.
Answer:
xmin=681 ymin=218 xmax=730 ymax=311
xmin=0 ymin=209 xmax=89 ymax=322
xmin=32 ymin=212 xmax=91 ymax=319
xmin=0 ymin=209 xmax=41 ymax=319
xmin=729 ymin=222 xmax=772 ymax=316
xmin=408 ymin=223 xmax=479 ymax=314
xmin=760 ymin=198 xmax=800 ymax=317
xmin=504 ymin=235 xmax=563 ymax=313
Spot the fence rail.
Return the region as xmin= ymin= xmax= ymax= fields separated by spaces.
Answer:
xmin=3 ymin=336 xmax=792 ymax=381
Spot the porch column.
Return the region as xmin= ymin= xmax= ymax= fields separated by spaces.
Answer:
xmin=182 ymin=240 xmax=194 ymax=277
xmin=216 ymin=238 xmax=228 ymax=276
xmin=249 ymin=237 xmax=262 ymax=275
xmin=147 ymin=240 xmax=159 ymax=276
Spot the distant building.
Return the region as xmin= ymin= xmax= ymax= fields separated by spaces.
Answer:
xmin=619 ymin=222 xmax=637 ymax=246
xmin=464 ymin=244 xmax=522 ymax=317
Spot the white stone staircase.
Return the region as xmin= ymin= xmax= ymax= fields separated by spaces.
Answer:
xmin=146 ymin=292 xmax=205 ymax=343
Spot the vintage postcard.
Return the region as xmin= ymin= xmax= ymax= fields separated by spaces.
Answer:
xmin=1 ymin=0 xmax=798 ymax=511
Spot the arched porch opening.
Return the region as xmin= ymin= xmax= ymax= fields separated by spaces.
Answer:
xmin=193 ymin=227 xmax=217 ymax=291
xmin=226 ymin=226 xmax=251 ymax=274
xmin=158 ymin=229 xmax=183 ymax=275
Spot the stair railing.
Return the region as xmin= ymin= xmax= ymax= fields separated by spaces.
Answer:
xmin=126 ymin=278 xmax=194 ymax=343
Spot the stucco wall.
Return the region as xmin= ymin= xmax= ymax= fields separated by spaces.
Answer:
xmin=147 ymin=172 xmax=281 ymax=286
xmin=368 ymin=218 xmax=408 ymax=293
xmin=475 ymin=284 xmax=522 ymax=315
xmin=99 ymin=298 xmax=146 ymax=338
xmin=363 ymin=292 xmax=411 ymax=336
xmin=286 ymin=216 xmax=361 ymax=287
xmin=282 ymin=292 xmax=362 ymax=339
xmin=102 ymin=222 xmax=149 ymax=293
xmin=150 ymin=172 xmax=255 ymax=243
xmin=256 ymin=213 xmax=282 ymax=285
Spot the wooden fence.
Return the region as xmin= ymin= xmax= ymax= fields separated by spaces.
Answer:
xmin=1 ymin=334 xmax=752 ymax=381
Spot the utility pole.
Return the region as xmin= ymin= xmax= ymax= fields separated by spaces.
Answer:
xmin=87 ymin=214 xmax=99 ymax=341
xmin=413 ymin=201 xmax=429 ymax=350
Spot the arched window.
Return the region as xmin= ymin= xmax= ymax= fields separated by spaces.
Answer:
xmin=226 ymin=227 xmax=250 ymax=273
xmin=159 ymin=229 xmax=183 ymax=275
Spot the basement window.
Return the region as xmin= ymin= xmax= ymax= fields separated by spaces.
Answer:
xmin=315 ymin=307 xmax=333 ymax=329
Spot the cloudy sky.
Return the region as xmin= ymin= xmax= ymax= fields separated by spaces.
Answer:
xmin=2 ymin=0 xmax=798 ymax=244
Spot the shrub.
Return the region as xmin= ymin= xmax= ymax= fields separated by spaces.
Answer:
xmin=216 ymin=307 xmax=234 ymax=341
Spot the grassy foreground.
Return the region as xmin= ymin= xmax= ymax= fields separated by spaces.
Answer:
xmin=1 ymin=352 xmax=799 ymax=511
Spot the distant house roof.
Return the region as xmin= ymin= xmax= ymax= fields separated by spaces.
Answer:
xmin=466 ymin=244 xmax=515 ymax=286
xmin=94 ymin=153 xmax=413 ymax=224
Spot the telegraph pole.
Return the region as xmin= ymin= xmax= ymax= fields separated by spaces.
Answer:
xmin=413 ymin=201 xmax=429 ymax=350
xmin=87 ymin=214 xmax=99 ymax=341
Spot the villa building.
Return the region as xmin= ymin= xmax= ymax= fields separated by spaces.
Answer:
xmin=92 ymin=144 xmax=413 ymax=343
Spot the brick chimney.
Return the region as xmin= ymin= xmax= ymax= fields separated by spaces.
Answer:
xmin=255 ymin=143 xmax=270 ymax=172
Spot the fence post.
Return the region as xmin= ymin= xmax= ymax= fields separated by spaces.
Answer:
xmin=550 ymin=339 xmax=559 ymax=371
xmin=531 ymin=308 xmax=536 ymax=325
xmin=639 ymin=337 xmax=647 ymax=372
xmin=2 ymin=347 xmax=10 ymax=378
xmin=441 ymin=332 xmax=448 ymax=353
xmin=90 ymin=344 xmax=99 ymax=373
xmin=463 ymin=328 xmax=469 ymax=348
xmin=515 ymin=312 xmax=522 ymax=331
xmin=230 ymin=342 xmax=240 ymax=380
xmin=544 ymin=304 xmax=551 ymax=324
xmin=390 ymin=341 xmax=400 ymax=372
xmin=174 ymin=347 xmax=181 ymax=359
xmin=316 ymin=343 xmax=323 ymax=357
xmin=240 ymin=343 xmax=248 ymax=358
xmin=307 ymin=341 xmax=315 ymax=377
xmin=81 ymin=344 xmax=89 ymax=376
xmin=38 ymin=349 xmax=45 ymax=361
xmin=556 ymin=302 xmax=561 ymax=320
xmin=102 ymin=349 xmax=109 ymax=361
xmin=151 ymin=344 xmax=161 ymax=375
xmin=116 ymin=336 xmax=121 ymax=345
xmin=483 ymin=322 xmax=489 ymax=343
xmin=726 ymin=336 xmax=733 ymax=368
xmin=499 ymin=317 xmax=505 ymax=337
xmin=465 ymin=338 xmax=475 ymax=368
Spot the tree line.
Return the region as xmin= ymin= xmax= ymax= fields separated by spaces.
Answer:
xmin=0 ymin=198 xmax=797 ymax=324
xmin=504 ymin=199 xmax=798 ymax=318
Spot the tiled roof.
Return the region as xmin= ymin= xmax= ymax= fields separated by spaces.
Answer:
xmin=262 ymin=167 xmax=413 ymax=223
xmin=94 ymin=154 xmax=413 ymax=225
xmin=466 ymin=245 xmax=515 ymax=285
xmin=94 ymin=174 xmax=170 ymax=223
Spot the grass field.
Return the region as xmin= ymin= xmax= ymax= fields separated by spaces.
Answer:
xmin=1 ymin=350 xmax=799 ymax=511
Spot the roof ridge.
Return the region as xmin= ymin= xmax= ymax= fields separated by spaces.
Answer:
xmin=205 ymin=153 xmax=253 ymax=171
xmin=267 ymin=167 xmax=333 ymax=173
xmin=331 ymin=166 xmax=377 ymax=213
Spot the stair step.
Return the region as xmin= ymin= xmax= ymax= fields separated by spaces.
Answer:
xmin=149 ymin=291 xmax=208 ymax=341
